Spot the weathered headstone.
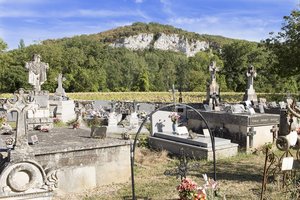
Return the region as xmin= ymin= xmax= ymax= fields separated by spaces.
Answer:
xmin=243 ymin=65 xmax=258 ymax=103
xmin=25 ymin=54 xmax=52 ymax=130
xmin=55 ymin=73 xmax=66 ymax=98
xmin=206 ymin=61 xmax=220 ymax=110
xmin=169 ymin=84 xmax=178 ymax=108
xmin=25 ymin=54 xmax=49 ymax=92
xmin=2 ymin=89 xmax=34 ymax=151
xmin=90 ymin=126 xmax=107 ymax=139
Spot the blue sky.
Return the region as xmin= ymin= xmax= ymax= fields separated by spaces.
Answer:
xmin=0 ymin=0 xmax=298 ymax=50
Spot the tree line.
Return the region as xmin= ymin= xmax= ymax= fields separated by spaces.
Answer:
xmin=0 ymin=10 xmax=299 ymax=94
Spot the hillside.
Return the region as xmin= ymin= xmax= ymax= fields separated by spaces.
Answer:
xmin=43 ymin=22 xmax=244 ymax=55
xmin=2 ymin=22 xmax=295 ymax=94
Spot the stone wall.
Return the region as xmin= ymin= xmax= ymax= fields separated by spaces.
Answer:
xmin=34 ymin=144 xmax=130 ymax=193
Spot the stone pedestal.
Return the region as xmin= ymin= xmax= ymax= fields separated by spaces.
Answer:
xmin=243 ymin=87 xmax=258 ymax=103
xmin=108 ymin=112 xmax=118 ymax=127
xmin=27 ymin=92 xmax=53 ymax=130
xmin=129 ymin=112 xmax=139 ymax=127
xmin=50 ymin=99 xmax=76 ymax=123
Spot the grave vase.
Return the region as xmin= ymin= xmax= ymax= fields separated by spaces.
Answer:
xmin=172 ymin=122 xmax=177 ymax=134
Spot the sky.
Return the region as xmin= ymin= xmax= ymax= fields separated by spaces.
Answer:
xmin=0 ymin=0 xmax=298 ymax=50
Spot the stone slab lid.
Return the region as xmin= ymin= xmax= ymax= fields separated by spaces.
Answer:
xmin=153 ymin=132 xmax=231 ymax=148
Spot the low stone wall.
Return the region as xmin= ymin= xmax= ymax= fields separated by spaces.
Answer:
xmin=34 ymin=144 xmax=131 ymax=193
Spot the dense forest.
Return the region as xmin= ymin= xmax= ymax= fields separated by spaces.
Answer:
xmin=0 ymin=10 xmax=300 ymax=94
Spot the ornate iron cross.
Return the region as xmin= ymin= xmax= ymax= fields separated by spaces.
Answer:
xmin=164 ymin=148 xmax=200 ymax=180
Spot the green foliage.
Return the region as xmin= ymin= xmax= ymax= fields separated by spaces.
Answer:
xmin=0 ymin=20 xmax=299 ymax=94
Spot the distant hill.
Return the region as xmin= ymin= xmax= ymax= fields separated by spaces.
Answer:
xmin=3 ymin=22 xmax=276 ymax=94
xmin=43 ymin=22 xmax=250 ymax=56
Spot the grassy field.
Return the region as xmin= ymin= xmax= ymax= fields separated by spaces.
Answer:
xmin=0 ymin=91 xmax=296 ymax=103
xmin=54 ymin=145 xmax=296 ymax=200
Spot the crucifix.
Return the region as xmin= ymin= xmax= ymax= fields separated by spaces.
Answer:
xmin=25 ymin=54 xmax=49 ymax=92
xmin=169 ymin=84 xmax=178 ymax=110
xmin=246 ymin=65 xmax=257 ymax=90
xmin=55 ymin=73 xmax=66 ymax=97
xmin=3 ymin=89 xmax=35 ymax=150
xmin=247 ymin=127 xmax=256 ymax=148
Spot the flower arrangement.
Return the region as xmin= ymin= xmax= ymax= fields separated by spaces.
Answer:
xmin=177 ymin=178 xmax=206 ymax=200
xmin=169 ymin=112 xmax=180 ymax=123
xmin=177 ymin=175 xmax=219 ymax=200
xmin=72 ymin=121 xmax=80 ymax=129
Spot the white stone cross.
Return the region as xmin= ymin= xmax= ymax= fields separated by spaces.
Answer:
xmin=55 ymin=73 xmax=66 ymax=97
xmin=169 ymin=84 xmax=178 ymax=106
xmin=25 ymin=54 xmax=49 ymax=92
xmin=209 ymin=61 xmax=219 ymax=82
xmin=246 ymin=65 xmax=257 ymax=90
xmin=3 ymin=89 xmax=35 ymax=149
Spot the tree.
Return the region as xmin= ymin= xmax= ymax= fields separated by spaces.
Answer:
xmin=18 ymin=39 xmax=26 ymax=49
xmin=222 ymin=41 xmax=273 ymax=92
xmin=264 ymin=10 xmax=300 ymax=76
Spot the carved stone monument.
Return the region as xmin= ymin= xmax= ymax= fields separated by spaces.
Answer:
xmin=54 ymin=73 xmax=66 ymax=98
xmin=49 ymin=73 xmax=76 ymax=123
xmin=3 ymin=88 xmax=34 ymax=151
xmin=24 ymin=55 xmax=52 ymax=130
xmin=243 ymin=65 xmax=258 ymax=104
xmin=25 ymin=54 xmax=49 ymax=92
xmin=206 ymin=61 xmax=220 ymax=110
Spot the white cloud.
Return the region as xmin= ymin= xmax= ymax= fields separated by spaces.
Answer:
xmin=169 ymin=16 xmax=219 ymax=25
xmin=78 ymin=9 xmax=142 ymax=18
xmin=134 ymin=0 xmax=144 ymax=3
xmin=0 ymin=8 xmax=149 ymax=19
xmin=160 ymin=0 xmax=174 ymax=16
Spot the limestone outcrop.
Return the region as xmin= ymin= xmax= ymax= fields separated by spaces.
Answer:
xmin=109 ymin=33 xmax=209 ymax=57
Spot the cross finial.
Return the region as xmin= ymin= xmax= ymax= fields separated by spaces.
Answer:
xmin=169 ymin=84 xmax=178 ymax=108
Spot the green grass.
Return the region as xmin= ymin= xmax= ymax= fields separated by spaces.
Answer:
xmin=54 ymin=145 xmax=299 ymax=200
xmin=1 ymin=92 xmax=295 ymax=103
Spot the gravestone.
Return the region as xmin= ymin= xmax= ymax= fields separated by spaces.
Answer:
xmin=169 ymin=84 xmax=178 ymax=109
xmin=90 ymin=126 xmax=107 ymax=139
xmin=24 ymin=55 xmax=53 ymax=130
xmin=206 ymin=61 xmax=220 ymax=110
xmin=49 ymin=73 xmax=76 ymax=123
xmin=129 ymin=102 xmax=139 ymax=127
xmin=149 ymin=110 xmax=238 ymax=160
xmin=243 ymin=65 xmax=258 ymax=104
xmin=54 ymin=73 xmax=66 ymax=99
xmin=2 ymin=88 xmax=34 ymax=152
xmin=25 ymin=54 xmax=49 ymax=92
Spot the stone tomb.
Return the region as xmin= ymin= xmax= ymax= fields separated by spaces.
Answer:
xmin=27 ymin=91 xmax=53 ymax=130
xmin=149 ymin=111 xmax=238 ymax=160
xmin=0 ymin=90 xmax=131 ymax=199
xmin=49 ymin=73 xmax=76 ymax=123
xmin=188 ymin=110 xmax=280 ymax=151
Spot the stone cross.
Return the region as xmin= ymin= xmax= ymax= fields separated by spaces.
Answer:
xmin=55 ymin=73 xmax=66 ymax=97
xmin=169 ymin=84 xmax=178 ymax=105
xmin=3 ymin=89 xmax=35 ymax=150
xmin=246 ymin=65 xmax=257 ymax=90
xmin=247 ymin=127 xmax=256 ymax=148
xmin=25 ymin=54 xmax=49 ymax=92
xmin=209 ymin=61 xmax=219 ymax=82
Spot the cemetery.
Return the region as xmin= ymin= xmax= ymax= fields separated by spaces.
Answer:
xmin=0 ymin=54 xmax=300 ymax=200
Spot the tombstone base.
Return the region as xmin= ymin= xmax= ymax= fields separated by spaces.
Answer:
xmin=149 ymin=133 xmax=238 ymax=160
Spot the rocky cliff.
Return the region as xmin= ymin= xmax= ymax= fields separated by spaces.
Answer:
xmin=109 ymin=33 xmax=209 ymax=57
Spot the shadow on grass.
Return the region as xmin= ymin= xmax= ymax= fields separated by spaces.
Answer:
xmin=198 ymin=161 xmax=264 ymax=182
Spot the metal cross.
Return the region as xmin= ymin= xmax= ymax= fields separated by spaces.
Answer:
xmin=164 ymin=148 xmax=200 ymax=180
